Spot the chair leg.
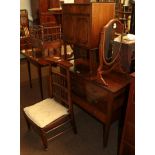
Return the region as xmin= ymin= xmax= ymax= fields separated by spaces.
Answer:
xmin=40 ymin=131 xmax=48 ymax=151
xmin=24 ymin=114 xmax=31 ymax=131
xmin=71 ymin=119 xmax=77 ymax=134
xmin=27 ymin=60 xmax=32 ymax=88
xmin=70 ymin=114 xmax=77 ymax=134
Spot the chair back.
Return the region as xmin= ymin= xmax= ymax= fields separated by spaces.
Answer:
xmin=49 ymin=61 xmax=72 ymax=110
xmin=29 ymin=24 xmax=62 ymax=58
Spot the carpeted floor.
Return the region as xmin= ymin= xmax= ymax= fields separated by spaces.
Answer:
xmin=20 ymin=76 xmax=119 ymax=155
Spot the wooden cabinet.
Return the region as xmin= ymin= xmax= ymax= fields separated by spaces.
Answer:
xmin=31 ymin=0 xmax=60 ymax=24
xmin=49 ymin=0 xmax=60 ymax=8
xmin=62 ymin=3 xmax=115 ymax=76
xmin=119 ymin=73 xmax=135 ymax=155
xmin=62 ymin=3 xmax=115 ymax=49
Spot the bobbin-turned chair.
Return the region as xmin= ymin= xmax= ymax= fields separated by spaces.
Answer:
xmin=29 ymin=24 xmax=62 ymax=58
xmin=23 ymin=59 xmax=77 ymax=150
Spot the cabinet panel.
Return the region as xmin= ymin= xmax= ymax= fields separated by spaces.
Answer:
xmin=62 ymin=3 xmax=115 ymax=76
xmin=49 ymin=0 xmax=60 ymax=8
xmin=39 ymin=0 xmax=49 ymax=13
xmin=62 ymin=3 xmax=115 ymax=49
xmin=63 ymin=4 xmax=90 ymax=14
xmin=63 ymin=15 xmax=75 ymax=43
xmin=31 ymin=0 xmax=58 ymax=24
xmin=75 ymin=16 xmax=89 ymax=46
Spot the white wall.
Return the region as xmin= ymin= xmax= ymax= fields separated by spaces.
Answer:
xmin=64 ymin=0 xmax=74 ymax=3
xmin=20 ymin=0 xmax=33 ymax=21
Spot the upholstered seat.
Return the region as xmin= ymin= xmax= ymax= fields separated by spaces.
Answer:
xmin=24 ymin=98 xmax=68 ymax=128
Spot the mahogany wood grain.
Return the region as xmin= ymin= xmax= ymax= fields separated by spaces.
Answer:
xmin=62 ymin=3 xmax=115 ymax=49
xmin=119 ymin=73 xmax=135 ymax=155
xmin=70 ymin=69 xmax=130 ymax=147
xmin=62 ymin=3 xmax=115 ymax=76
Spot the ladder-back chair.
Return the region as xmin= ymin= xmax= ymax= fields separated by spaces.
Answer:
xmin=23 ymin=60 xmax=77 ymax=150
xmin=29 ymin=24 xmax=62 ymax=58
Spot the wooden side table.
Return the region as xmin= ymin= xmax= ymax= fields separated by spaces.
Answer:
xmin=21 ymin=49 xmax=49 ymax=99
xmin=70 ymin=69 xmax=130 ymax=147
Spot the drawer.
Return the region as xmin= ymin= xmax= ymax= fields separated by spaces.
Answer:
xmin=63 ymin=4 xmax=90 ymax=15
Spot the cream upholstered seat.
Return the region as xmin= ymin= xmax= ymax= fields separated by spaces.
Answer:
xmin=24 ymin=98 xmax=68 ymax=128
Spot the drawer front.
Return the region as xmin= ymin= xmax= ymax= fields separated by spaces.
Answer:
xmin=63 ymin=4 xmax=90 ymax=15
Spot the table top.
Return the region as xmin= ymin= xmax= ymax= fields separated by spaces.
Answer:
xmin=20 ymin=49 xmax=49 ymax=66
xmin=20 ymin=49 xmax=72 ymax=68
xmin=70 ymin=66 xmax=130 ymax=94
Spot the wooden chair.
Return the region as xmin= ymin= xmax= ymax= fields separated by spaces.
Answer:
xmin=23 ymin=59 xmax=77 ymax=150
xmin=22 ymin=24 xmax=63 ymax=99
xmin=29 ymin=24 xmax=62 ymax=58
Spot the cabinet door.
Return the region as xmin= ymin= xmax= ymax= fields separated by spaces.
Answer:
xmin=39 ymin=0 xmax=49 ymax=13
xmin=75 ymin=16 xmax=90 ymax=47
xmin=63 ymin=15 xmax=75 ymax=43
xmin=49 ymin=0 xmax=60 ymax=8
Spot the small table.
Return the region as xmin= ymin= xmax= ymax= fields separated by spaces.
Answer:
xmin=21 ymin=49 xmax=49 ymax=99
xmin=70 ymin=68 xmax=130 ymax=147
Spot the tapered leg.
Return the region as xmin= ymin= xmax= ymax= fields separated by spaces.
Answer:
xmin=103 ymin=122 xmax=111 ymax=147
xmin=27 ymin=60 xmax=32 ymax=88
xmin=24 ymin=114 xmax=31 ymax=131
xmin=64 ymin=43 xmax=67 ymax=60
xmin=40 ymin=131 xmax=48 ymax=151
xmin=38 ymin=66 xmax=43 ymax=99
xmin=70 ymin=114 xmax=77 ymax=134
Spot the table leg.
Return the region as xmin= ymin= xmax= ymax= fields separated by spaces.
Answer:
xmin=38 ymin=66 xmax=43 ymax=99
xmin=103 ymin=122 xmax=111 ymax=147
xmin=102 ymin=97 xmax=113 ymax=147
xmin=64 ymin=43 xmax=67 ymax=60
xmin=89 ymin=49 xmax=97 ymax=76
xmin=27 ymin=60 xmax=32 ymax=88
